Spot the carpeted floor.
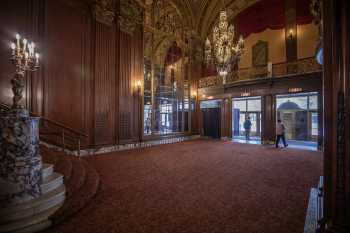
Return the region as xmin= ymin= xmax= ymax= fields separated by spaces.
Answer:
xmin=48 ymin=139 xmax=322 ymax=233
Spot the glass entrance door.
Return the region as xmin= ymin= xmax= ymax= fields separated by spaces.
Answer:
xmin=232 ymin=96 xmax=262 ymax=144
xmin=248 ymin=112 xmax=261 ymax=137
xmin=276 ymin=92 xmax=319 ymax=150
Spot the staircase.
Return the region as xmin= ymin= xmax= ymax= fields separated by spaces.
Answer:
xmin=0 ymin=102 xmax=99 ymax=232
xmin=0 ymin=163 xmax=65 ymax=233
xmin=40 ymin=146 xmax=100 ymax=225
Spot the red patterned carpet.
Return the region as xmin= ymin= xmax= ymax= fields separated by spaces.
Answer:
xmin=48 ymin=139 xmax=322 ymax=233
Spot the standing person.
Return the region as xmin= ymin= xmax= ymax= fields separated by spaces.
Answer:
xmin=145 ymin=117 xmax=151 ymax=134
xmin=243 ymin=117 xmax=252 ymax=140
xmin=276 ymin=119 xmax=288 ymax=148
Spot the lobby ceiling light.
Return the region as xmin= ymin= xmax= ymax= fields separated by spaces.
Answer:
xmin=205 ymin=8 xmax=244 ymax=84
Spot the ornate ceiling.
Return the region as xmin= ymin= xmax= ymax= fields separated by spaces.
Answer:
xmin=144 ymin=0 xmax=261 ymax=65
xmin=169 ymin=0 xmax=259 ymax=39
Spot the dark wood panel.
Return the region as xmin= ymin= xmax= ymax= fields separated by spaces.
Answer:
xmin=322 ymin=0 xmax=350 ymax=231
xmin=202 ymin=108 xmax=221 ymax=139
xmin=44 ymin=0 xmax=92 ymax=141
xmin=93 ymin=22 xmax=116 ymax=146
xmin=261 ymin=94 xmax=276 ymax=142
xmin=220 ymin=98 xmax=232 ymax=138
xmin=118 ymin=26 xmax=143 ymax=143
xmin=198 ymin=72 xmax=322 ymax=98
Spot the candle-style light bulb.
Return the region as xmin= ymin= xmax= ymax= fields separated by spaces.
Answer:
xmin=239 ymin=35 xmax=244 ymax=45
xmin=28 ymin=44 xmax=32 ymax=56
xmin=11 ymin=42 xmax=16 ymax=56
xmin=31 ymin=42 xmax=35 ymax=56
xmin=23 ymin=38 xmax=27 ymax=51
xmin=35 ymin=53 xmax=39 ymax=65
xmin=24 ymin=52 xmax=29 ymax=66
xmin=15 ymin=34 xmax=20 ymax=53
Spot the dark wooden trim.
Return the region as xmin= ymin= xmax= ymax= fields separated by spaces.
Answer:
xmin=322 ymin=0 xmax=350 ymax=232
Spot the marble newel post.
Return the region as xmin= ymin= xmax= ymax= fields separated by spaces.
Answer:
xmin=0 ymin=110 xmax=42 ymax=206
xmin=0 ymin=34 xmax=42 ymax=207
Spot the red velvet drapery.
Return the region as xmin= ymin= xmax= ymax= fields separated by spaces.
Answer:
xmin=236 ymin=0 xmax=313 ymax=38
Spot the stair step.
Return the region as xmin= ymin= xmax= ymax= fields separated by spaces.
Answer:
xmin=41 ymin=164 xmax=53 ymax=179
xmin=0 ymin=185 xmax=65 ymax=223
xmin=9 ymin=220 xmax=51 ymax=233
xmin=66 ymin=159 xmax=86 ymax=196
xmin=52 ymin=159 xmax=100 ymax=224
xmin=41 ymin=173 xmax=63 ymax=194
xmin=0 ymin=204 xmax=62 ymax=233
xmin=54 ymin=156 xmax=73 ymax=180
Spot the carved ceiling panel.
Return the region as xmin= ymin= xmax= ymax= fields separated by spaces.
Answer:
xmin=143 ymin=0 xmax=268 ymax=66
xmin=169 ymin=0 xmax=260 ymax=40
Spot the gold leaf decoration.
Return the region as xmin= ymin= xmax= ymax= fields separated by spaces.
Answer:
xmin=119 ymin=0 xmax=143 ymax=35
xmin=92 ymin=0 xmax=115 ymax=26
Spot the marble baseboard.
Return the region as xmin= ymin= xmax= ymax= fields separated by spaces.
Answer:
xmin=41 ymin=135 xmax=201 ymax=157
xmin=304 ymin=188 xmax=318 ymax=233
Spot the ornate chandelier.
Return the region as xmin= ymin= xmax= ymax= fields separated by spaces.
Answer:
xmin=205 ymin=10 xmax=244 ymax=83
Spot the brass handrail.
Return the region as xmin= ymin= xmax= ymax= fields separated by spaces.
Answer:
xmin=0 ymin=102 xmax=87 ymax=156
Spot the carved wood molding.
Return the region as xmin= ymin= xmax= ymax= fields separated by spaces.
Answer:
xmin=119 ymin=0 xmax=143 ymax=34
xmin=91 ymin=0 xmax=116 ymax=26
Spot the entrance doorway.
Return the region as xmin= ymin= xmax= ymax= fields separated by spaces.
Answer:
xmin=276 ymin=92 xmax=319 ymax=150
xmin=200 ymin=100 xmax=221 ymax=139
xmin=232 ymin=96 xmax=262 ymax=144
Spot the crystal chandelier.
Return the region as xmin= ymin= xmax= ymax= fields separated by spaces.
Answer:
xmin=205 ymin=10 xmax=244 ymax=83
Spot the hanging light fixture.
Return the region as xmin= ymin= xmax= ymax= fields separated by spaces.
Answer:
xmin=205 ymin=4 xmax=244 ymax=84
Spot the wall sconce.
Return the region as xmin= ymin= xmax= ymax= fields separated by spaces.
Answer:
xmin=288 ymin=29 xmax=294 ymax=40
xmin=191 ymin=89 xmax=197 ymax=98
xmin=136 ymin=80 xmax=142 ymax=93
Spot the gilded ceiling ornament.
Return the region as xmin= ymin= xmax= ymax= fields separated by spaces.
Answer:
xmin=310 ymin=0 xmax=322 ymax=25
xmin=119 ymin=0 xmax=143 ymax=35
xmin=92 ymin=0 xmax=115 ymax=26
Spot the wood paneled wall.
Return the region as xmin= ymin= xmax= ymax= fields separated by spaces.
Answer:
xmin=118 ymin=27 xmax=143 ymax=144
xmin=93 ymin=21 xmax=116 ymax=146
xmin=0 ymin=0 xmax=144 ymax=148
xmin=44 ymin=0 xmax=92 ymax=141
xmin=322 ymin=0 xmax=350 ymax=231
xmin=220 ymin=98 xmax=232 ymax=138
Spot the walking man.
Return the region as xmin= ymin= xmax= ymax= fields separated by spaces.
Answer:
xmin=243 ymin=117 xmax=252 ymax=140
xmin=276 ymin=119 xmax=288 ymax=148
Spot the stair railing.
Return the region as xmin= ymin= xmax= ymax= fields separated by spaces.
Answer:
xmin=0 ymin=102 xmax=88 ymax=156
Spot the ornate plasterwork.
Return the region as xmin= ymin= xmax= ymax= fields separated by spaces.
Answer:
xmin=310 ymin=0 xmax=322 ymax=25
xmin=119 ymin=0 xmax=143 ymax=35
xmin=91 ymin=0 xmax=115 ymax=26
xmin=252 ymin=41 xmax=268 ymax=67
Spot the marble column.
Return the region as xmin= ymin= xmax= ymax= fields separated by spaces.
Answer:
xmin=0 ymin=111 xmax=42 ymax=207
